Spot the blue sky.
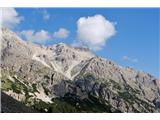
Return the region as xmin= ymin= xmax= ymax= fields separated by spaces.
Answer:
xmin=4 ymin=8 xmax=159 ymax=78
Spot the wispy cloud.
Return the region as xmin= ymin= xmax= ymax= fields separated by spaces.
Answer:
xmin=1 ymin=8 xmax=23 ymax=29
xmin=123 ymin=56 xmax=138 ymax=63
xmin=53 ymin=28 xmax=70 ymax=39
xmin=19 ymin=29 xmax=51 ymax=44
xmin=18 ymin=27 xmax=70 ymax=44
xmin=42 ymin=9 xmax=50 ymax=20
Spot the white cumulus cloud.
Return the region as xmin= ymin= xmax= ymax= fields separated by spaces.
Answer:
xmin=19 ymin=27 xmax=70 ymax=44
xmin=77 ymin=14 xmax=116 ymax=51
xmin=53 ymin=28 xmax=70 ymax=39
xmin=19 ymin=30 xmax=50 ymax=44
xmin=123 ymin=56 xmax=138 ymax=63
xmin=0 ymin=8 xmax=23 ymax=29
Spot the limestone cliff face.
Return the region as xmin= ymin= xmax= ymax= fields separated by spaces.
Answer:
xmin=1 ymin=28 xmax=160 ymax=112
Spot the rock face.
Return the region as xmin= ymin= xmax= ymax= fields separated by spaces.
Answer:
xmin=1 ymin=28 xmax=160 ymax=113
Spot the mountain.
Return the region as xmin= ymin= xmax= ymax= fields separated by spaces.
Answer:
xmin=1 ymin=28 xmax=160 ymax=113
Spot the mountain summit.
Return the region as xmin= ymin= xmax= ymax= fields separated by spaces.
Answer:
xmin=1 ymin=28 xmax=160 ymax=112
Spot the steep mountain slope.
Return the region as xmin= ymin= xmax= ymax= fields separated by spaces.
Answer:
xmin=1 ymin=92 xmax=38 ymax=113
xmin=1 ymin=28 xmax=160 ymax=112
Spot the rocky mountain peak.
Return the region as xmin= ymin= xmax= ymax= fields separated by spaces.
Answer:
xmin=1 ymin=28 xmax=160 ymax=113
